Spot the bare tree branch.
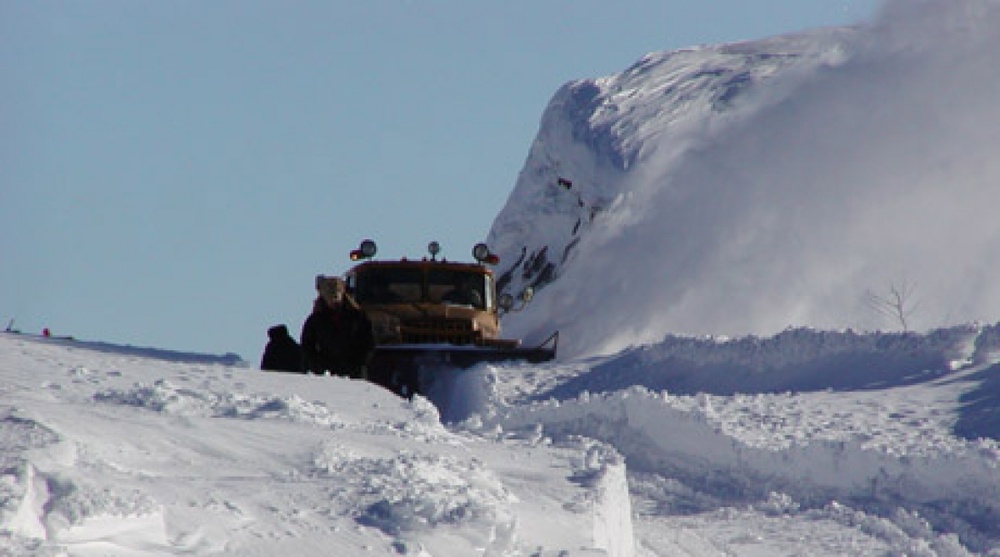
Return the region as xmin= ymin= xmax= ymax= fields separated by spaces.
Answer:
xmin=864 ymin=279 xmax=919 ymax=331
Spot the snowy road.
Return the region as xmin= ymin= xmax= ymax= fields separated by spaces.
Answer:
xmin=3 ymin=323 xmax=1000 ymax=555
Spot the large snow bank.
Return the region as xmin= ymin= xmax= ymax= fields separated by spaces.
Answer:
xmin=483 ymin=322 xmax=1000 ymax=553
xmin=490 ymin=0 xmax=1000 ymax=359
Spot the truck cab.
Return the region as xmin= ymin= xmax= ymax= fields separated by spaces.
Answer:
xmin=323 ymin=239 xmax=556 ymax=397
xmin=346 ymin=257 xmax=518 ymax=349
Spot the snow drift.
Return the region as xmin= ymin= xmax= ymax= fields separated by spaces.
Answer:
xmin=489 ymin=0 xmax=1000 ymax=359
xmin=4 ymin=319 xmax=1000 ymax=554
xmin=482 ymin=321 xmax=1000 ymax=554
xmin=0 ymin=333 xmax=632 ymax=556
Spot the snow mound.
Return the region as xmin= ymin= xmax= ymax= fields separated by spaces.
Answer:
xmin=490 ymin=0 xmax=1000 ymax=359
xmin=94 ymin=379 xmax=344 ymax=427
xmin=330 ymin=449 xmax=514 ymax=536
xmin=539 ymin=324 xmax=992 ymax=399
xmin=0 ymin=333 xmax=632 ymax=556
xmin=486 ymin=322 xmax=1000 ymax=553
xmin=0 ymin=415 xmax=166 ymax=556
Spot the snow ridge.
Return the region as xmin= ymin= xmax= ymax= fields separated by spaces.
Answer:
xmin=490 ymin=0 xmax=1000 ymax=359
xmin=481 ymin=322 xmax=1000 ymax=553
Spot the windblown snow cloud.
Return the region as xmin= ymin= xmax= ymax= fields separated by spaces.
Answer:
xmin=501 ymin=0 xmax=1000 ymax=358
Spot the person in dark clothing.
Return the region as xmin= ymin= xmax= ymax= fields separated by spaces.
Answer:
xmin=260 ymin=324 xmax=303 ymax=372
xmin=301 ymin=276 xmax=375 ymax=379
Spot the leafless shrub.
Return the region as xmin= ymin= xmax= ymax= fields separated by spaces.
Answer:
xmin=864 ymin=279 xmax=919 ymax=332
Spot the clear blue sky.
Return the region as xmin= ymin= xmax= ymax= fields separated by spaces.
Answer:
xmin=1 ymin=1 xmax=879 ymax=362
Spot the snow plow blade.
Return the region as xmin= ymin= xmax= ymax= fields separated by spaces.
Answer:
xmin=366 ymin=332 xmax=558 ymax=398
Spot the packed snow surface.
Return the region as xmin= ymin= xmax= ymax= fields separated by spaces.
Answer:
xmin=0 ymin=333 xmax=629 ymax=556
xmin=3 ymin=321 xmax=1000 ymax=555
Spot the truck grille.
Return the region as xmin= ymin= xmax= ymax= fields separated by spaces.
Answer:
xmin=400 ymin=319 xmax=479 ymax=345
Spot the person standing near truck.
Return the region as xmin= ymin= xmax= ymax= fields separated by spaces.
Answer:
xmin=300 ymin=276 xmax=374 ymax=379
xmin=260 ymin=324 xmax=302 ymax=372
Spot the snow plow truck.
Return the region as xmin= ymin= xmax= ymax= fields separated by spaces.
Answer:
xmin=316 ymin=239 xmax=557 ymax=397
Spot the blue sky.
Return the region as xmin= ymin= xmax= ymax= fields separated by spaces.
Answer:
xmin=1 ymin=1 xmax=879 ymax=362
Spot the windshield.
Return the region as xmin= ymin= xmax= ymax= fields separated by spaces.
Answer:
xmin=354 ymin=267 xmax=489 ymax=309
xmin=428 ymin=269 xmax=487 ymax=309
